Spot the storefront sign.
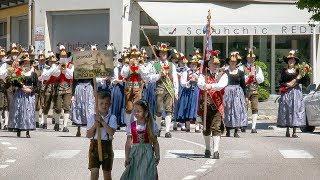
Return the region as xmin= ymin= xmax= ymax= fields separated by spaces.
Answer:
xmin=73 ymin=50 xmax=114 ymax=79
xmin=159 ymin=24 xmax=320 ymax=36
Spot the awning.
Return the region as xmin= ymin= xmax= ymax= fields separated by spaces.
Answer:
xmin=138 ymin=2 xmax=320 ymax=36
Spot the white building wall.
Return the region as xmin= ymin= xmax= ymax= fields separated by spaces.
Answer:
xmin=34 ymin=0 xmax=136 ymax=53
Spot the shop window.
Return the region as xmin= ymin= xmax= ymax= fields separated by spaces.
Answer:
xmin=212 ymin=36 xmax=227 ymax=60
xmin=228 ymin=36 xmax=250 ymax=59
xmin=0 ymin=22 xmax=6 ymax=48
xmin=140 ymin=28 xmax=176 ymax=59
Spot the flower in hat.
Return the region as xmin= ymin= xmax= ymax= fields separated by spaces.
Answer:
xmin=228 ymin=51 xmax=242 ymax=64
xmin=193 ymin=48 xmax=202 ymax=59
xmin=11 ymin=43 xmax=19 ymax=54
xmin=0 ymin=47 xmax=6 ymax=56
xmin=245 ymin=47 xmax=256 ymax=58
xmin=48 ymin=51 xmax=57 ymax=62
xmin=23 ymin=52 xmax=31 ymax=61
xmin=179 ymin=53 xmax=188 ymax=64
xmin=155 ymin=42 xmax=171 ymax=57
xmin=38 ymin=50 xmax=45 ymax=60
xmin=59 ymin=45 xmax=67 ymax=57
xmin=91 ymin=44 xmax=98 ymax=51
xmin=283 ymin=50 xmax=300 ymax=64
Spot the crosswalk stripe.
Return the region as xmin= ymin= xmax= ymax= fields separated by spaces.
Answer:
xmin=182 ymin=175 xmax=197 ymax=180
xmin=223 ymin=150 xmax=252 ymax=158
xmin=195 ymin=168 xmax=207 ymax=173
xmin=45 ymin=150 xmax=81 ymax=159
xmin=0 ymin=165 xmax=9 ymax=169
xmin=279 ymin=150 xmax=314 ymax=159
xmin=8 ymin=147 xmax=17 ymax=150
xmin=1 ymin=142 xmax=11 ymax=145
xmin=5 ymin=159 xmax=16 ymax=163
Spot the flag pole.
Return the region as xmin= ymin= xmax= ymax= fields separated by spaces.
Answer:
xmin=202 ymin=10 xmax=212 ymax=131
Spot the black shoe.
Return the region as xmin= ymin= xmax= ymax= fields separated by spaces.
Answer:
xmin=186 ymin=129 xmax=190 ymax=132
xmin=42 ymin=124 xmax=47 ymax=129
xmin=226 ymin=131 xmax=230 ymax=137
xmin=212 ymin=151 xmax=220 ymax=159
xmin=62 ymin=127 xmax=69 ymax=132
xmin=204 ymin=150 xmax=211 ymax=158
xmin=157 ymin=130 xmax=161 ymax=137
xmin=54 ymin=124 xmax=59 ymax=131
xmin=165 ymin=132 xmax=172 ymax=138
xmin=52 ymin=119 xmax=55 ymax=124
xmin=76 ymin=131 xmax=81 ymax=137
xmin=39 ymin=124 xmax=43 ymax=128
xmin=234 ymin=132 xmax=240 ymax=138
xmin=26 ymin=131 xmax=30 ymax=138
xmin=292 ymin=133 xmax=299 ymax=138
xmin=36 ymin=122 xmax=39 ymax=128
xmin=0 ymin=122 xmax=2 ymax=130
xmin=195 ymin=130 xmax=201 ymax=133
xmin=3 ymin=125 xmax=8 ymax=130
xmin=116 ymin=126 xmax=121 ymax=130
xmin=251 ymin=129 xmax=257 ymax=133
xmin=173 ymin=127 xmax=177 ymax=131
xmin=240 ymin=127 xmax=246 ymax=132
xmin=17 ymin=131 xmax=21 ymax=137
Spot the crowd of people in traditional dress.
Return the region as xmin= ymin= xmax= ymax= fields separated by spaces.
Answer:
xmin=0 ymin=42 xmax=306 ymax=179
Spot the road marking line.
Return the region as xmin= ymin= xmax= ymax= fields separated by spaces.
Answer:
xmin=205 ymin=159 xmax=216 ymax=165
xmin=1 ymin=142 xmax=11 ymax=145
xmin=223 ymin=150 xmax=252 ymax=158
xmin=8 ymin=147 xmax=17 ymax=150
xmin=114 ymin=150 xmax=125 ymax=159
xmin=201 ymin=165 xmax=212 ymax=169
xmin=5 ymin=159 xmax=16 ymax=163
xmin=0 ymin=165 xmax=9 ymax=169
xmin=45 ymin=150 xmax=81 ymax=159
xmin=172 ymin=137 xmax=206 ymax=149
xmin=195 ymin=168 xmax=207 ymax=173
xmin=182 ymin=175 xmax=197 ymax=180
xmin=164 ymin=150 xmax=194 ymax=158
xmin=279 ymin=150 xmax=314 ymax=159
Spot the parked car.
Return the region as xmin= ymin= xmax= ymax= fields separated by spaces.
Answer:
xmin=301 ymin=84 xmax=320 ymax=132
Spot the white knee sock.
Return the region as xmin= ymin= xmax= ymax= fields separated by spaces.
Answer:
xmin=35 ymin=111 xmax=39 ymax=123
xmin=165 ymin=115 xmax=171 ymax=132
xmin=252 ymin=114 xmax=258 ymax=130
xmin=181 ymin=123 xmax=186 ymax=129
xmin=195 ymin=123 xmax=200 ymax=131
xmin=4 ymin=111 xmax=9 ymax=126
xmin=0 ymin=112 xmax=3 ymax=125
xmin=53 ymin=112 xmax=60 ymax=125
xmin=155 ymin=116 xmax=162 ymax=130
xmin=63 ymin=113 xmax=69 ymax=128
xmin=125 ymin=113 xmax=131 ymax=127
xmin=213 ymin=136 xmax=220 ymax=153
xmin=203 ymin=135 xmax=211 ymax=150
xmin=43 ymin=115 xmax=48 ymax=124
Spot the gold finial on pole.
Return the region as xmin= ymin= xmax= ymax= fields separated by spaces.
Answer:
xmin=207 ymin=10 xmax=211 ymax=20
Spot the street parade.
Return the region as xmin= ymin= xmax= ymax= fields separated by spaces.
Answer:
xmin=0 ymin=1 xmax=319 ymax=180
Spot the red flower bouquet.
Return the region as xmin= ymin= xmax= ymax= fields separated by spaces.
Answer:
xmin=8 ymin=67 xmax=25 ymax=84
xmin=295 ymin=62 xmax=312 ymax=79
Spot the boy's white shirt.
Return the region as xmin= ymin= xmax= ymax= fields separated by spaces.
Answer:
xmin=86 ymin=110 xmax=117 ymax=140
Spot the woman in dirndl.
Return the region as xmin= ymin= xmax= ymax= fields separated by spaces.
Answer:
xmin=8 ymin=53 xmax=38 ymax=138
xmin=277 ymin=50 xmax=305 ymax=138
xmin=177 ymin=55 xmax=201 ymax=132
xmin=111 ymin=53 xmax=126 ymax=129
xmin=224 ymin=52 xmax=247 ymax=138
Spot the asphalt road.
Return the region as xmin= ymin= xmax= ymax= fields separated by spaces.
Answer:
xmin=0 ymin=120 xmax=319 ymax=180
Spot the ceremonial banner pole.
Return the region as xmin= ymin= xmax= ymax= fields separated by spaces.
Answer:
xmin=202 ymin=10 xmax=213 ymax=131
xmin=93 ymin=75 xmax=103 ymax=162
xmin=140 ymin=27 xmax=158 ymax=59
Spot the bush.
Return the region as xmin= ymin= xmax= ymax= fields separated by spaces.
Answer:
xmin=254 ymin=61 xmax=270 ymax=102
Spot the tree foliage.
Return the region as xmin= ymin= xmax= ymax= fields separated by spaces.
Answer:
xmin=297 ymin=0 xmax=320 ymax=22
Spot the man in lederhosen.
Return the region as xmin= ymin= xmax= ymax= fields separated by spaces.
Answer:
xmin=240 ymin=48 xmax=264 ymax=133
xmin=149 ymin=43 xmax=179 ymax=138
xmin=121 ymin=45 xmax=148 ymax=126
xmin=52 ymin=45 xmax=74 ymax=132
xmin=198 ymin=51 xmax=228 ymax=159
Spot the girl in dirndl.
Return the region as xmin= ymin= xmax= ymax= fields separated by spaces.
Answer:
xmin=121 ymin=99 xmax=160 ymax=180
xmin=177 ymin=55 xmax=201 ymax=132
xmin=277 ymin=50 xmax=305 ymax=138
xmin=9 ymin=53 xmax=38 ymax=138
xmin=111 ymin=55 xmax=126 ymax=129
xmin=224 ymin=52 xmax=247 ymax=138
xmin=173 ymin=53 xmax=188 ymax=131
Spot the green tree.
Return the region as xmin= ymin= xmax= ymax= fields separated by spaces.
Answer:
xmin=254 ymin=61 xmax=270 ymax=102
xmin=297 ymin=0 xmax=320 ymax=22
